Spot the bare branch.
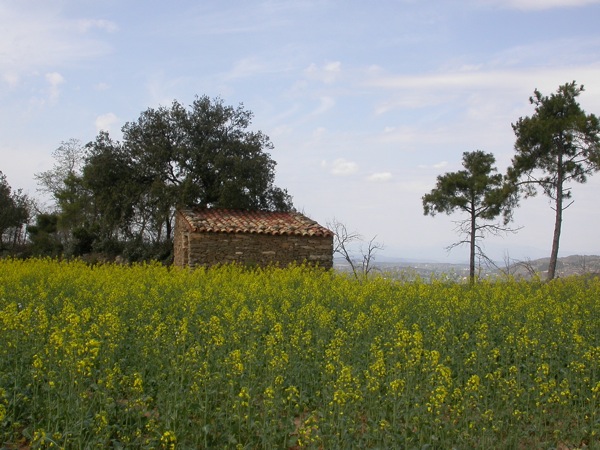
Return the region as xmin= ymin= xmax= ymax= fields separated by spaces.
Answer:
xmin=328 ymin=218 xmax=384 ymax=281
xmin=360 ymin=235 xmax=384 ymax=277
xmin=328 ymin=218 xmax=361 ymax=280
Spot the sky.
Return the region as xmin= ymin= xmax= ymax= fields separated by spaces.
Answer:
xmin=2 ymin=0 xmax=600 ymax=263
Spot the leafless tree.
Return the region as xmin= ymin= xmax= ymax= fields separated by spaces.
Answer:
xmin=328 ymin=218 xmax=384 ymax=281
xmin=489 ymin=251 xmax=537 ymax=279
xmin=515 ymin=258 xmax=540 ymax=278
xmin=502 ymin=251 xmax=521 ymax=278
xmin=447 ymin=218 xmax=521 ymax=281
xmin=576 ymin=255 xmax=588 ymax=275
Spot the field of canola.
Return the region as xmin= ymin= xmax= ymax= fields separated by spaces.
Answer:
xmin=0 ymin=258 xmax=599 ymax=449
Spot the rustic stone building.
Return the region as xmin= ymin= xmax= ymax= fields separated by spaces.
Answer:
xmin=174 ymin=208 xmax=334 ymax=269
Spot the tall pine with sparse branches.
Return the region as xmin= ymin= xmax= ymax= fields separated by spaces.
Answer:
xmin=509 ymin=82 xmax=600 ymax=280
xmin=423 ymin=150 xmax=516 ymax=282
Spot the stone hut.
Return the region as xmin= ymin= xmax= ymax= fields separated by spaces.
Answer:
xmin=173 ymin=208 xmax=334 ymax=269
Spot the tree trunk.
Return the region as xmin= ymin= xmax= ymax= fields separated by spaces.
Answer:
xmin=166 ymin=212 xmax=172 ymax=241
xmin=469 ymin=208 xmax=476 ymax=283
xmin=548 ymin=160 xmax=564 ymax=280
xmin=548 ymin=200 xmax=562 ymax=280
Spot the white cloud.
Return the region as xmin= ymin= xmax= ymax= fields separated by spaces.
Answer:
xmin=311 ymin=96 xmax=335 ymax=115
xmin=95 ymin=112 xmax=118 ymax=133
xmin=145 ymin=72 xmax=187 ymax=106
xmin=76 ymin=19 xmax=118 ymax=33
xmin=175 ymin=2 xmax=295 ymax=36
xmin=478 ymin=0 xmax=600 ymax=10
xmin=418 ymin=161 xmax=449 ymax=170
xmin=328 ymin=158 xmax=359 ymax=176
xmin=376 ymin=125 xmax=421 ymax=145
xmin=364 ymin=63 xmax=600 ymax=94
xmin=45 ymin=72 xmax=65 ymax=100
xmin=312 ymin=127 xmax=327 ymax=138
xmin=226 ymin=57 xmax=265 ymax=79
xmin=366 ymin=64 xmax=384 ymax=75
xmin=270 ymin=124 xmax=293 ymax=137
xmin=94 ymin=82 xmax=111 ymax=91
xmin=398 ymin=179 xmax=434 ymax=194
xmin=367 ymin=172 xmax=392 ymax=182
xmin=366 ymin=64 xmax=600 ymax=128
xmin=375 ymin=91 xmax=456 ymax=114
xmin=0 ymin=3 xmax=113 ymax=74
xmin=304 ymin=61 xmax=342 ymax=84
xmin=3 ymin=73 xmax=19 ymax=88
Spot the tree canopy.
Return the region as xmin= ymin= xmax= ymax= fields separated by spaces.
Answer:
xmin=423 ymin=150 xmax=515 ymax=281
xmin=0 ymin=171 xmax=30 ymax=250
xmin=34 ymin=96 xmax=293 ymax=261
xmin=122 ymin=96 xmax=292 ymax=211
xmin=509 ymin=81 xmax=600 ymax=279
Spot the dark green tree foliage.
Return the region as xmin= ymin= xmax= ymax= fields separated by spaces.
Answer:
xmin=81 ymin=132 xmax=167 ymax=259
xmin=35 ymin=139 xmax=87 ymax=205
xmin=510 ymin=82 xmax=600 ymax=280
xmin=37 ymin=96 xmax=293 ymax=261
xmin=123 ymin=95 xmax=292 ymax=208
xmin=82 ymin=132 xmax=138 ymax=241
xmin=55 ymin=173 xmax=93 ymax=244
xmin=423 ymin=151 xmax=514 ymax=282
xmin=0 ymin=171 xmax=17 ymax=247
xmin=0 ymin=171 xmax=30 ymax=250
xmin=118 ymin=96 xmax=293 ymax=245
xmin=34 ymin=139 xmax=91 ymax=254
xmin=26 ymin=213 xmax=63 ymax=256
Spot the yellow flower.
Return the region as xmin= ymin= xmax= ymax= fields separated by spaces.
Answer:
xmin=160 ymin=430 xmax=177 ymax=450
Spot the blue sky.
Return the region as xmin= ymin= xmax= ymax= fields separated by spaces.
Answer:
xmin=2 ymin=0 xmax=600 ymax=262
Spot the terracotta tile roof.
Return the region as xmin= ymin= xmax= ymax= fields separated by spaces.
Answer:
xmin=178 ymin=208 xmax=333 ymax=237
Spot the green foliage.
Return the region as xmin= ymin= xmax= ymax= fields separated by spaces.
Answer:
xmin=71 ymin=225 xmax=100 ymax=256
xmin=1 ymin=260 xmax=599 ymax=448
xmin=422 ymin=151 xmax=514 ymax=280
xmin=510 ymin=81 xmax=600 ymax=279
xmin=82 ymin=132 xmax=138 ymax=242
xmin=423 ymin=151 xmax=509 ymax=221
xmin=26 ymin=214 xmax=63 ymax=257
xmin=121 ymin=95 xmax=293 ymax=213
xmin=33 ymin=140 xmax=93 ymax=255
xmin=510 ymin=81 xmax=600 ymax=197
xmin=0 ymin=171 xmax=29 ymax=251
xmin=34 ymin=97 xmax=294 ymax=260
xmin=34 ymin=139 xmax=86 ymax=203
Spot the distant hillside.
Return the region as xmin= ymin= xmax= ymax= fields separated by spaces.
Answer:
xmin=504 ymin=254 xmax=600 ymax=278
xmin=334 ymin=254 xmax=600 ymax=280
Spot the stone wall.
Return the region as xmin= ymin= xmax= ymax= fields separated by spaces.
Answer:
xmin=187 ymin=232 xmax=333 ymax=269
xmin=173 ymin=213 xmax=333 ymax=269
xmin=173 ymin=212 xmax=189 ymax=267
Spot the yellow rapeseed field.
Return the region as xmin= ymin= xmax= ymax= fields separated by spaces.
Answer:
xmin=0 ymin=258 xmax=599 ymax=449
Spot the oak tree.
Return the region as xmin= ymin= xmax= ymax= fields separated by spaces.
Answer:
xmin=38 ymin=96 xmax=293 ymax=260
xmin=121 ymin=96 xmax=293 ymax=242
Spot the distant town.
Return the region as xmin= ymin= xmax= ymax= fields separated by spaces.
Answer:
xmin=334 ymin=254 xmax=600 ymax=281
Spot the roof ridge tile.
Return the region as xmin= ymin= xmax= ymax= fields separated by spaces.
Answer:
xmin=179 ymin=207 xmax=333 ymax=237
